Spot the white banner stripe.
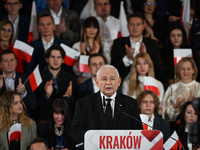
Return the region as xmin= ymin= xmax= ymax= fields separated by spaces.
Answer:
xmin=79 ymin=55 xmax=89 ymax=65
xmin=174 ymin=49 xmax=192 ymax=57
xmin=33 ymin=65 xmax=42 ymax=86
xmin=60 ymin=43 xmax=81 ymax=59
xmin=14 ymin=40 xmax=34 ymax=55
xmin=163 ymin=131 xmax=178 ymax=149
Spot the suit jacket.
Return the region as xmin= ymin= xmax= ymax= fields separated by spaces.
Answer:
xmin=111 ymin=36 xmax=164 ymax=81
xmin=38 ymin=8 xmax=80 ymax=46
xmin=0 ymin=119 xmax=37 ymax=150
xmin=190 ymin=19 xmax=200 ymax=51
xmin=33 ymin=69 xmax=77 ymax=123
xmin=0 ymin=15 xmax=30 ymax=43
xmin=25 ymin=37 xmax=73 ymax=75
xmin=70 ymin=91 xmax=143 ymax=144
xmin=153 ymin=115 xmax=171 ymax=142
xmin=0 ymin=71 xmax=37 ymax=117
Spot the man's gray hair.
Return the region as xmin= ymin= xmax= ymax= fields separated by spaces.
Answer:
xmin=96 ymin=65 xmax=120 ymax=78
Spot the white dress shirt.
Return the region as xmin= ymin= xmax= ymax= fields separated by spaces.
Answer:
xmin=42 ymin=37 xmax=54 ymax=52
xmin=50 ymin=7 xmax=63 ymax=25
xmin=9 ymin=15 xmax=19 ymax=41
xmin=92 ymin=78 xmax=99 ymax=93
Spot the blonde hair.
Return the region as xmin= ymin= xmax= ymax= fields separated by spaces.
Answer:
xmin=175 ymin=57 xmax=198 ymax=82
xmin=0 ymin=19 xmax=14 ymax=44
xmin=0 ymin=91 xmax=31 ymax=131
xmin=128 ymin=52 xmax=154 ymax=97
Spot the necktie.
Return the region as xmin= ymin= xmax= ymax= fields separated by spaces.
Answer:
xmin=105 ymin=98 xmax=113 ymax=128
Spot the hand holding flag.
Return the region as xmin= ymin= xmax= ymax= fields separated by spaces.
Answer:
xmin=16 ymin=78 xmax=26 ymax=95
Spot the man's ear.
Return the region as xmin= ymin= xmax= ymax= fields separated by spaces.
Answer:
xmin=46 ymin=58 xmax=48 ymax=63
xmin=95 ymin=78 xmax=98 ymax=87
xmin=118 ymin=77 xmax=121 ymax=86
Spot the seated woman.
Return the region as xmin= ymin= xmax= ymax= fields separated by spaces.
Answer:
xmin=162 ymin=57 xmax=200 ymax=120
xmin=137 ymin=90 xmax=170 ymax=142
xmin=0 ymin=19 xmax=25 ymax=73
xmin=122 ymin=52 xmax=164 ymax=114
xmin=137 ymin=0 xmax=168 ymax=47
xmin=162 ymin=25 xmax=200 ymax=87
xmin=38 ymin=98 xmax=74 ymax=150
xmin=0 ymin=91 xmax=37 ymax=150
xmin=177 ymin=101 xmax=198 ymax=150
xmin=72 ymin=16 xmax=110 ymax=84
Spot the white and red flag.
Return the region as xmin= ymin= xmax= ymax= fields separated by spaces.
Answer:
xmin=27 ymin=0 xmax=38 ymax=43
xmin=173 ymin=49 xmax=192 ymax=66
xmin=180 ymin=0 xmax=190 ymax=39
xmin=163 ymin=131 xmax=182 ymax=150
xmin=79 ymin=55 xmax=90 ymax=73
xmin=60 ymin=43 xmax=81 ymax=67
xmin=117 ymin=1 xmax=129 ymax=38
xmin=13 ymin=40 xmax=34 ymax=62
xmin=143 ymin=76 xmax=160 ymax=96
xmin=29 ymin=65 xmax=42 ymax=91
xmin=8 ymin=123 xmax=21 ymax=146
xmin=140 ymin=114 xmax=149 ymax=130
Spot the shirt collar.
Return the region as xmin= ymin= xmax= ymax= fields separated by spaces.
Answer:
xmin=96 ymin=15 xmax=110 ymax=22
xmin=42 ymin=37 xmax=54 ymax=46
xmin=129 ymin=36 xmax=143 ymax=44
xmin=148 ymin=114 xmax=155 ymax=123
xmin=50 ymin=6 xmax=62 ymax=17
xmin=100 ymin=91 xmax=117 ymax=100
xmin=3 ymin=72 xmax=16 ymax=79
xmin=8 ymin=15 xmax=19 ymax=24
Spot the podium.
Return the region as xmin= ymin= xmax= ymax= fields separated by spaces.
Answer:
xmin=84 ymin=130 xmax=163 ymax=150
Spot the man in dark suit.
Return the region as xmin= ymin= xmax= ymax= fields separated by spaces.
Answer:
xmin=33 ymin=45 xmax=77 ymax=123
xmin=25 ymin=14 xmax=73 ymax=75
xmin=77 ymin=53 xmax=106 ymax=99
xmin=137 ymin=90 xmax=170 ymax=142
xmin=38 ymin=0 xmax=80 ymax=46
xmin=0 ymin=0 xmax=30 ymax=43
xmin=0 ymin=50 xmax=37 ymax=117
xmin=70 ymin=65 xmax=143 ymax=144
xmin=111 ymin=13 xmax=164 ymax=82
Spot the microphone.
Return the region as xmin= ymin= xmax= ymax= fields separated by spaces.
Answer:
xmin=118 ymin=104 xmax=182 ymax=150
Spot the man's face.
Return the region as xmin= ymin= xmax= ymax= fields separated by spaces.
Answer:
xmin=95 ymin=68 xmax=121 ymax=97
xmin=38 ymin=16 xmax=55 ymax=38
xmin=127 ymin=17 xmax=145 ymax=38
xmin=139 ymin=94 xmax=155 ymax=117
xmin=94 ymin=0 xmax=111 ymax=19
xmin=47 ymin=0 xmax=63 ymax=13
xmin=0 ymin=53 xmax=17 ymax=74
xmin=89 ymin=56 xmax=105 ymax=77
xmin=46 ymin=50 xmax=64 ymax=70
xmin=30 ymin=143 xmax=47 ymax=150
xmin=4 ymin=0 xmax=22 ymax=16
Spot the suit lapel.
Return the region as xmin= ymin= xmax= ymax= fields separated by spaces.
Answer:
xmin=14 ymin=72 xmax=18 ymax=90
xmin=112 ymin=93 xmax=124 ymax=128
xmin=0 ymin=128 xmax=9 ymax=149
xmin=153 ymin=116 xmax=161 ymax=130
xmin=124 ymin=37 xmax=131 ymax=47
xmin=88 ymin=78 xmax=94 ymax=94
xmin=93 ymin=92 xmax=108 ymax=128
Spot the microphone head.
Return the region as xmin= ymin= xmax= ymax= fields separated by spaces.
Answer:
xmin=119 ymin=104 xmax=122 ymax=107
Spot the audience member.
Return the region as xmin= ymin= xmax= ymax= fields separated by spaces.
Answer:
xmin=25 ymin=14 xmax=72 ymax=75
xmin=0 ymin=0 xmax=30 ymax=42
xmin=77 ymin=53 xmax=106 ymax=99
xmin=70 ymin=65 xmax=143 ymax=144
xmin=177 ymin=101 xmax=198 ymax=150
xmin=38 ymin=98 xmax=74 ymax=150
xmin=0 ymin=91 xmax=37 ymax=150
xmin=94 ymin=0 xmax=120 ymax=46
xmin=30 ymin=138 xmax=48 ymax=150
xmin=0 ymin=50 xmax=37 ymax=117
xmin=111 ymin=13 xmax=164 ymax=82
xmin=73 ymin=16 xmax=110 ymax=83
xmin=122 ymin=52 xmax=164 ymax=115
xmin=33 ymin=45 xmax=77 ymax=123
xmin=137 ymin=90 xmax=170 ymax=142
xmin=162 ymin=57 xmax=200 ymax=121
xmin=38 ymin=0 xmax=80 ymax=46
xmin=162 ymin=25 xmax=200 ymax=86
xmin=136 ymin=0 xmax=168 ymax=47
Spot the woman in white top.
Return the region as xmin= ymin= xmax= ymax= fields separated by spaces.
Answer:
xmin=162 ymin=57 xmax=200 ymax=120
xmin=72 ymin=16 xmax=110 ymax=83
xmin=122 ymin=52 xmax=164 ymax=114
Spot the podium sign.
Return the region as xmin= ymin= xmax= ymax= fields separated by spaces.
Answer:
xmin=84 ymin=130 xmax=163 ymax=150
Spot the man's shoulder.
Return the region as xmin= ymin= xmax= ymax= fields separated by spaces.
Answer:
xmin=109 ymin=15 xmax=119 ymax=22
xmin=19 ymin=16 xmax=30 ymax=22
xmin=54 ymin=37 xmax=69 ymax=45
xmin=62 ymin=7 xmax=78 ymax=16
xmin=29 ymin=38 xmax=42 ymax=46
xmin=79 ymin=78 xmax=92 ymax=87
xmin=77 ymin=92 xmax=98 ymax=103
xmin=113 ymin=36 xmax=129 ymax=43
xmin=118 ymin=93 xmax=137 ymax=103
xmin=143 ymin=37 xmax=159 ymax=45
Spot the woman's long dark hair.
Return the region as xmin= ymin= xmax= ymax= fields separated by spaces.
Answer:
xmin=47 ymin=98 xmax=72 ymax=138
xmin=178 ymin=101 xmax=194 ymax=137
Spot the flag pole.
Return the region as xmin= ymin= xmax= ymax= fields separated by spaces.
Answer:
xmin=23 ymin=76 xmax=30 ymax=85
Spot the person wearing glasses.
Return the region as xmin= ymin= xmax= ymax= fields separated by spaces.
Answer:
xmin=136 ymin=0 xmax=168 ymax=47
xmin=0 ymin=0 xmax=30 ymax=43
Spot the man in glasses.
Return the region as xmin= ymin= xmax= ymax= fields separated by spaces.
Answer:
xmin=0 ymin=0 xmax=30 ymax=43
